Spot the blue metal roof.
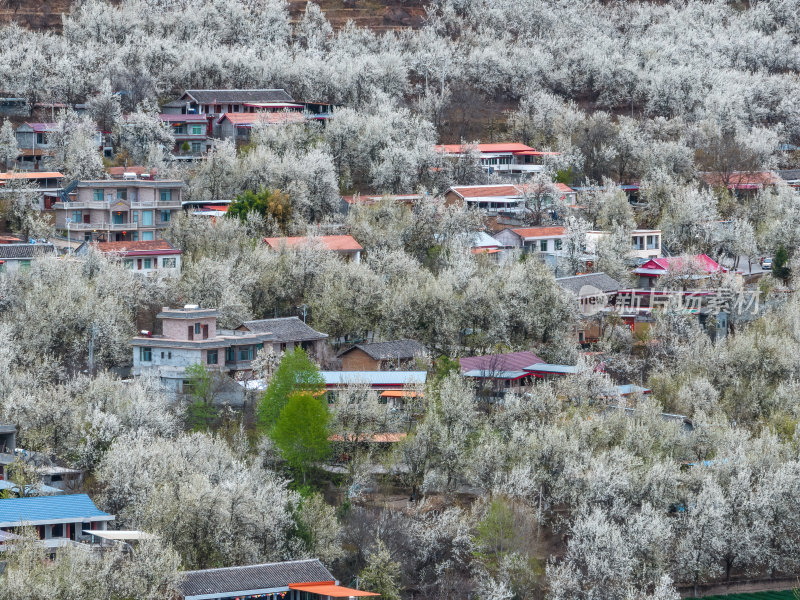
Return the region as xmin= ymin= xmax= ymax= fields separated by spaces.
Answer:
xmin=463 ymin=369 xmax=529 ymax=379
xmin=0 ymin=493 xmax=113 ymax=526
xmin=524 ymin=364 xmax=582 ymax=374
xmin=0 ymin=480 xmax=63 ymax=495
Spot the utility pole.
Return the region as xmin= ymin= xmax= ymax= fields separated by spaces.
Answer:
xmin=65 ymin=217 xmax=72 ymax=255
xmin=297 ymin=304 xmax=308 ymax=323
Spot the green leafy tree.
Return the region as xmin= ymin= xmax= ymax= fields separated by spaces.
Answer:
xmin=359 ymin=538 xmax=402 ymax=600
xmin=773 ymin=245 xmax=791 ymax=283
xmin=227 ymin=188 xmax=292 ymax=234
xmin=270 ymin=391 xmax=330 ymax=482
xmin=184 ymin=363 xmax=218 ymax=431
xmin=258 ymin=348 xmax=325 ymax=432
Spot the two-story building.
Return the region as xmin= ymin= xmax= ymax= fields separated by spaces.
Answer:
xmin=435 ymin=143 xmax=559 ymax=175
xmin=161 ymin=89 xmax=302 ymax=137
xmin=131 ymin=306 xmax=274 ymax=399
xmin=54 ymin=178 xmax=182 ymax=242
xmin=444 ymin=183 xmax=576 ymax=217
xmin=75 ymin=239 xmax=182 ymax=276
xmin=237 ymin=317 xmax=329 ymax=358
xmin=217 ymin=111 xmax=306 ymax=144
xmin=159 ymin=113 xmax=211 ymax=157
xmin=585 ymin=229 xmax=662 ymax=261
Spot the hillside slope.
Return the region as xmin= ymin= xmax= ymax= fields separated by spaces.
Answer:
xmin=0 ymin=0 xmax=427 ymax=32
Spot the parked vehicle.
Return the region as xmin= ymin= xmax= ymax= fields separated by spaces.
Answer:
xmin=761 ymin=257 xmax=773 ymax=270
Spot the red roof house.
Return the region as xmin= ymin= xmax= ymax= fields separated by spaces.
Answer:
xmin=263 ymin=235 xmax=363 ymax=263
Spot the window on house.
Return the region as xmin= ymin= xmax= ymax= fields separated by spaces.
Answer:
xmin=161 ymin=210 xmax=171 ymax=223
xmin=160 ymin=351 xmax=164 ymax=359
xmin=632 ymin=236 xmax=644 ymax=250
xmin=239 ymin=346 xmax=252 ymax=361
xmin=141 ymin=211 xmax=153 ymax=226
xmin=225 ymin=347 xmax=235 ymax=362
xmin=191 ymin=125 xmax=203 ymax=135
xmin=118 ymin=189 xmax=127 ymax=201
xmin=160 ymin=190 xmax=172 ymax=202
xmin=132 ymin=210 xmax=138 ymax=223
xmin=647 ymin=235 xmax=659 ymax=250
xmin=133 ymin=232 xmax=139 ymax=241
xmin=35 ymin=133 xmax=44 ymax=145
xmin=174 ymin=125 xmax=186 ymax=135
xmin=93 ymin=189 xmax=104 ymax=202
xmin=142 ymin=231 xmax=154 ymax=241
xmin=191 ymin=141 xmax=201 ymax=153
xmin=194 ymin=323 xmax=201 ymax=335
xmin=71 ymin=210 xmax=81 ymax=222
xmin=143 ymin=258 xmax=152 ymax=269
xmin=51 ymin=524 xmax=63 ymax=538
xmin=140 ymin=347 xmax=152 ymax=362
xmin=540 ymin=240 xmax=548 ymax=252
xmin=554 ymin=239 xmax=563 ymax=251
xmin=207 ymin=350 xmax=218 ymax=365
xmin=124 ymin=259 xmax=133 ymax=269
xmin=112 ymin=212 xmax=124 ymax=225
xmin=162 ymin=257 xmax=176 ymax=268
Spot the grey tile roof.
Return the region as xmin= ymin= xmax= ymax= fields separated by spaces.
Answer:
xmin=340 ymin=339 xmax=427 ymax=360
xmin=183 ymin=89 xmax=294 ymax=104
xmin=178 ymin=559 xmax=335 ymax=598
xmin=556 ymin=272 xmax=623 ymax=295
xmin=0 ymin=243 xmax=55 ymax=260
xmin=241 ymin=317 xmax=328 ymax=342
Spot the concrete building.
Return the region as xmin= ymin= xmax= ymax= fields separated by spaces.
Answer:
xmin=0 ymin=243 xmax=56 ymax=274
xmin=131 ymin=306 xmax=274 ymax=401
xmin=435 ymin=143 xmax=558 ymax=174
xmin=76 ymin=239 xmax=182 ymax=276
xmin=53 ymin=178 xmax=182 ymax=243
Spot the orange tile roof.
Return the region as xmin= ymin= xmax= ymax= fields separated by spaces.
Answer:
xmin=0 ymin=171 xmax=64 ymax=180
xmin=701 ymin=171 xmax=780 ymax=188
xmin=263 ymin=235 xmax=363 ymax=252
xmin=511 ymin=226 xmax=565 ymax=238
xmin=218 ymin=112 xmax=305 ymax=126
xmin=436 ymin=142 xmax=534 ymax=154
xmin=289 ymin=583 xmax=379 ymax=597
xmin=450 ymin=183 xmax=574 ymax=199
xmin=92 ymin=240 xmax=181 ymax=255
xmin=451 ymin=185 xmax=521 ymax=198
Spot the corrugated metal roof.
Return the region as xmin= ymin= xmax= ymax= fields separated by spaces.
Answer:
xmin=320 ymin=371 xmax=427 ymax=386
xmin=183 ymin=89 xmax=295 ymax=105
xmin=0 ymin=243 xmax=56 ymax=260
xmin=557 ymin=272 xmax=623 ymax=295
xmin=339 ymin=339 xmax=426 ymax=360
xmin=0 ymin=494 xmax=112 ymax=526
xmin=178 ymin=559 xmax=334 ymax=599
xmin=240 ymin=317 xmax=328 ymax=342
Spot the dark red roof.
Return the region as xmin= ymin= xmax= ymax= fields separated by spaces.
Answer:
xmin=459 ymin=351 xmax=545 ymax=373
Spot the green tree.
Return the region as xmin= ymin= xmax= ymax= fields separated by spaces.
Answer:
xmin=773 ymin=245 xmax=791 ymax=283
xmin=184 ymin=363 xmax=218 ymax=431
xmin=474 ymin=497 xmax=517 ymax=571
xmin=257 ymin=348 xmax=325 ymax=432
xmin=270 ymin=391 xmax=330 ymax=482
xmin=227 ymin=188 xmax=292 ymax=234
xmin=359 ymin=538 xmax=402 ymax=600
